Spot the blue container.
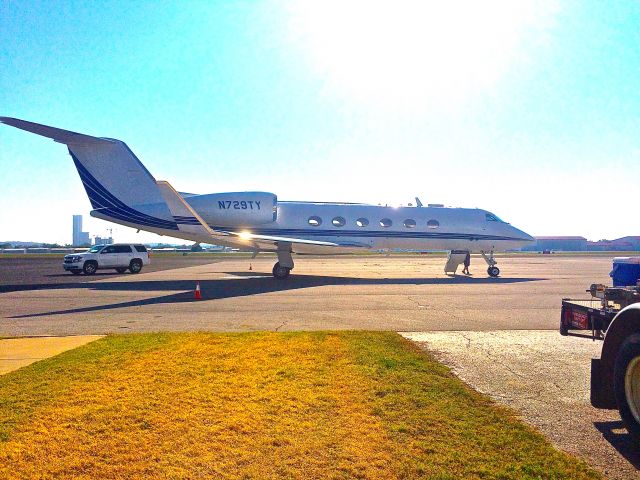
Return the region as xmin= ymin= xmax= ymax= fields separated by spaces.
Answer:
xmin=610 ymin=257 xmax=640 ymax=287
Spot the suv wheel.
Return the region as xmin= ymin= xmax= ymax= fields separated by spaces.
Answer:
xmin=83 ymin=261 xmax=98 ymax=275
xmin=129 ymin=259 xmax=143 ymax=274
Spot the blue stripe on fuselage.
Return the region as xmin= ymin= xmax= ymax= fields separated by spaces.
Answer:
xmin=207 ymin=225 xmax=528 ymax=242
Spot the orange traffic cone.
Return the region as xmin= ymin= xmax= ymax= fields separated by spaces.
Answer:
xmin=194 ymin=281 xmax=202 ymax=300
xmin=249 ymin=263 xmax=252 ymax=271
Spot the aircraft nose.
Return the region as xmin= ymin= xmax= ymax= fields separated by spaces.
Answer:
xmin=512 ymin=226 xmax=534 ymax=242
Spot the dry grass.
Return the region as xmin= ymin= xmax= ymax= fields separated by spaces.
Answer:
xmin=0 ymin=332 xmax=600 ymax=479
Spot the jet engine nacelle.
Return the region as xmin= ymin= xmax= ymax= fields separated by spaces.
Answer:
xmin=186 ymin=191 xmax=277 ymax=226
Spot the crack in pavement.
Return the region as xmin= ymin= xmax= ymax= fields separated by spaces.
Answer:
xmin=407 ymin=296 xmax=430 ymax=309
xmin=459 ymin=331 xmax=472 ymax=349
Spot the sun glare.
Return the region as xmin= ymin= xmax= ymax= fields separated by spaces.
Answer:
xmin=287 ymin=0 xmax=557 ymax=107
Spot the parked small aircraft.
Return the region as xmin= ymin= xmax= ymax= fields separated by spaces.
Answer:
xmin=1 ymin=117 xmax=533 ymax=278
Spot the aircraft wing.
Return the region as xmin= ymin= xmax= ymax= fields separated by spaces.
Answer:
xmin=157 ymin=180 xmax=370 ymax=251
xmin=223 ymin=231 xmax=370 ymax=249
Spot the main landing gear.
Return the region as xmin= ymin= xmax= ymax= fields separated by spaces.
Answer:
xmin=481 ymin=251 xmax=500 ymax=278
xmin=272 ymin=245 xmax=294 ymax=280
xmin=272 ymin=262 xmax=291 ymax=279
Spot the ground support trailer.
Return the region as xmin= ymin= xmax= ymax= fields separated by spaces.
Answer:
xmin=560 ymin=299 xmax=614 ymax=339
xmin=563 ymin=284 xmax=640 ymax=438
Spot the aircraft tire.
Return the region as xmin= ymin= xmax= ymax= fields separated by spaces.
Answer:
xmin=272 ymin=262 xmax=291 ymax=280
xmin=487 ymin=266 xmax=500 ymax=277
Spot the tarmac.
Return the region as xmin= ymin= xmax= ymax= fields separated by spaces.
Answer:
xmin=0 ymin=253 xmax=637 ymax=478
xmin=0 ymin=253 xmax=228 ymax=289
xmin=0 ymin=254 xmax=612 ymax=336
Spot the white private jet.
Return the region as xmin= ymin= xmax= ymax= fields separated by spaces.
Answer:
xmin=1 ymin=117 xmax=534 ymax=279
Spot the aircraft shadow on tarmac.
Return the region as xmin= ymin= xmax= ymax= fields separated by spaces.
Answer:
xmin=593 ymin=420 xmax=640 ymax=468
xmin=43 ymin=273 xmax=128 ymax=279
xmin=4 ymin=273 xmax=546 ymax=319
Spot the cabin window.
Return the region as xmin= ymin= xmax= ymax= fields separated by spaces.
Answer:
xmin=356 ymin=218 xmax=369 ymax=227
xmin=332 ymin=216 xmax=346 ymax=227
xmin=485 ymin=213 xmax=500 ymax=222
xmin=308 ymin=216 xmax=322 ymax=227
xmin=403 ymin=219 xmax=416 ymax=228
xmin=427 ymin=219 xmax=439 ymax=229
xmin=380 ymin=218 xmax=392 ymax=228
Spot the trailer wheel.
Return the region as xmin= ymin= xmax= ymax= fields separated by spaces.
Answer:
xmin=560 ymin=308 xmax=570 ymax=336
xmin=560 ymin=320 xmax=569 ymax=336
xmin=614 ymin=334 xmax=640 ymax=440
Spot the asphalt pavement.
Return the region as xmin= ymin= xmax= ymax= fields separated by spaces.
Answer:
xmin=0 ymin=254 xmax=613 ymax=336
xmin=0 ymin=254 xmax=225 ymax=291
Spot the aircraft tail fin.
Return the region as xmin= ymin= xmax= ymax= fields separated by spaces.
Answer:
xmin=1 ymin=117 xmax=178 ymax=230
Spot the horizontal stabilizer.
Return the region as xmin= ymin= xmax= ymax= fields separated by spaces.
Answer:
xmin=0 ymin=117 xmax=107 ymax=145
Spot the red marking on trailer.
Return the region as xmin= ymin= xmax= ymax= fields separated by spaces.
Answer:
xmin=571 ymin=310 xmax=589 ymax=329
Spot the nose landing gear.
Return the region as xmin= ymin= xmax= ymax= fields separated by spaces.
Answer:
xmin=481 ymin=251 xmax=500 ymax=277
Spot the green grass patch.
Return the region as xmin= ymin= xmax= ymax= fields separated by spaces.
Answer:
xmin=0 ymin=332 xmax=600 ymax=479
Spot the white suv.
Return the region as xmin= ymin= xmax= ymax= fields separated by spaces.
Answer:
xmin=63 ymin=244 xmax=150 ymax=275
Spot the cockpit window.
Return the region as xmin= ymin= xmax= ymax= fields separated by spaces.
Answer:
xmin=485 ymin=213 xmax=504 ymax=222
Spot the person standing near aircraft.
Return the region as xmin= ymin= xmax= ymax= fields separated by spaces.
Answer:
xmin=462 ymin=252 xmax=471 ymax=275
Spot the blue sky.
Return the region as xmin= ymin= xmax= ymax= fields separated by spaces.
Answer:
xmin=1 ymin=0 xmax=638 ymax=244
